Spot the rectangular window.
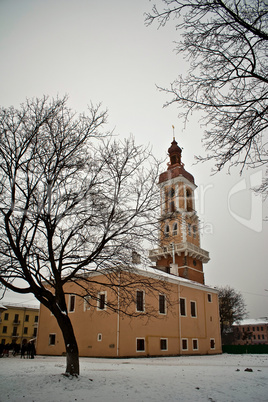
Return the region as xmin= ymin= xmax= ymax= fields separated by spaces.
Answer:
xmin=262 ymin=335 xmax=264 ymax=339
xmin=136 ymin=338 xmax=145 ymax=352
xmin=253 ymin=326 xmax=255 ymax=331
xmin=14 ymin=314 xmax=19 ymax=323
xmin=2 ymin=326 xmax=7 ymax=334
xmin=25 ymin=315 xmax=29 ymax=322
xmin=136 ymin=290 xmax=144 ymax=312
xmin=34 ymin=315 xmax=38 ymax=323
xmin=188 ymin=223 xmax=191 ymax=236
xmin=97 ymin=292 xmax=106 ymax=311
xmin=97 ymin=333 xmax=102 ymax=342
xmin=257 ymin=326 xmax=259 ymax=331
xmin=49 ymin=334 xmax=56 ymax=345
xmin=261 ymin=326 xmax=264 ymax=331
xmin=84 ymin=295 xmax=91 ymax=311
xmin=4 ymin=313 xmax=8 ymax=321
xmin=12 ymin=327 xmax=17 ymax=336
xmin=180 ymin=298 xmax=186 ymax=316
xmin=159 ymin=294 xmax=166 ymax=314
xmin=190 ymin=301 xmax=197 ymax=317
xmin=68 ymin=295 xmax=76 ymax=313
xmin=193 ymin=339 xmax=198 ymax=350
xmin=23 ymin=327 xmax=28 ymax=335
xmin=182 ymin=339 xmax=188 ymax=350
xmin=207 ymin=293 xmax=212 ymax=303
xmin=33 ymin=328 xmax=37 ymax=337
xmin=210 ymin=339 xmax=215 ymax=349
xmin=160 ymin=339 xmax=168 ymax=351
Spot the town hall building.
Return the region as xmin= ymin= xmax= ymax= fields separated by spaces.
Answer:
xmin=36 ymin=139 xmax=222 ymax=357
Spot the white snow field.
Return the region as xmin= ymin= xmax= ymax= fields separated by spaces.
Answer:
xmin=0 ymin=354 xmax=267 ymax=402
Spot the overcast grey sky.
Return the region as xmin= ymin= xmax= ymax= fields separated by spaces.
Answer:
xmin=0 ymin=0 xmax=267 ymax=318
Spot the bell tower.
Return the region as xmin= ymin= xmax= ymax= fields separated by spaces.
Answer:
xmin=149 ymin=138 xmax=210 ymax=284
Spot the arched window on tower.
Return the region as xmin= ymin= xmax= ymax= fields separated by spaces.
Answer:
xmin=193 ymin=225 xmax=197 ymax=239
xmin=167 ymin=187 xmax=175 ymax=212
xmin=186 ymin=188 xmax=193 ymax=212
xmin=164 ymin=224 xmax=170 ymax=237
xmin=173 ymin=222 xmax=178 ymax=236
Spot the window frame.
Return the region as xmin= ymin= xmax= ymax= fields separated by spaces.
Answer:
xmin=210 ymin=338 xmax=215 ymax=350
xmin=159 ymin=294 xmax=166 ymax=315
xmin=160 ymin=338 xmax=168 ymax=351
xmin=164 ymin=224 xmax=170 ymax=238
xmin=190 ymin=300 xmax=197 ymax=318
xmin=49 ymin=333 xmax=56 ymax=346
xmin=172 ymin=222 xmax=178 ymax=236
xmin=97 ymin=333 xmax=102 ymax=342
xmin=179 ymin=298 xmax=186 ymax=317
xmin=192 ymin=339 xmax=198 ymax=351
xmin=97 ymin=291 xmax=107 ymax=311
xmin=136 ymin=338 xmax=145 ymax=352
xmin=182 ymin=338 xmax=188 ymax=351
xmin=84 ymin=295 xmax=91 ymax=311
xmin=136 ymin=290 xmax=145 ymax=313
xmin=207 ymin=293 xmax=212 ymax=303
xmin=68 ymin=294 xmax=76 ymax=313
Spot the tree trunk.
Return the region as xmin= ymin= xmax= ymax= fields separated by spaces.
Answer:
xmin=56 ymin=313 xmax=80 ymax=376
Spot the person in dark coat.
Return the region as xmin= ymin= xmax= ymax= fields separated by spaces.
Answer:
xmin=20 ymin=340 xmax=27 ymax=359
xmin=28 ymin=340 xmax=36 ymax=359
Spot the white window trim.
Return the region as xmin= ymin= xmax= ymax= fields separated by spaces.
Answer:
xmin=97 ymin=333 xmax=102 ymax=342
xmin=180 ymin=297 xmax=187 ymax=317
xmin=172 ymin=222 xmax=178 ymax=236
xmin=159 ymin=294 xmax=166 ymax=315
xmin=210 ymin=338 xmax=215 ymax=350
xmin=84 ymin=295 xmax=91 ymax=311
xmin=136 ymin=337 xmax=145 ymax=352
xmin=68 ymin=294 xmax=76 ymax=313
xmin=192 ymin=338 xmax=199 ymax=351
xmin=136 ymin=290 xmax=145 ymax=313
xmin=49 ymin=333 xmax=56 ymax=346
xmin=190 ymin=300 xmax=197 ymax=318
xmin=160 ymin=338 xmax=168 ymax=351
xmin=182 ymin=338 xmax=188 ymax=351
xmin=97 ymin=291 xmax=107 ymax=311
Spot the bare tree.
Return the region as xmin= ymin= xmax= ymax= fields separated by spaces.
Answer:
xmin=217 ymin=286 xmax=247 ymax=343
xmin=0 ymin=96 xmax=166 ymax=376
xmin=145 ymin=0 xmax=268 ymax=191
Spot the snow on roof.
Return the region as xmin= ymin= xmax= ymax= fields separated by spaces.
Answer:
xmin=134 ymin=264 xmax=219 ymax=293
xmin=233 ymin=318 xmax=268 ymax=326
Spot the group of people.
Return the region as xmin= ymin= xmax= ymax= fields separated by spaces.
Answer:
xmin=0 ymin=340 xmax=36 ymax=359
xmin=20 ymin=339 xmax=36 ymax=359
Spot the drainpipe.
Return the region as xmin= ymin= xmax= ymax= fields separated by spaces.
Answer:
xmin=116 ymin=272 xmax=121 ymax=357
xmin=178 ymin=282 xmax=182 ymax=355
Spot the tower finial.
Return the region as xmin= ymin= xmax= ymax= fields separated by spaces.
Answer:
xmin=172 ymin=125 xmax=175 ymax=140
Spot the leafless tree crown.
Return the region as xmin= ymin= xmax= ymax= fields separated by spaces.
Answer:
xmin=146 ymin=0 xmax=268 ymax=191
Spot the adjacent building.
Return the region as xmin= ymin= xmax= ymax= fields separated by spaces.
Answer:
xmin=36 ymin=139 xmax=222 ymax=357
xmin=0 ymin=303 xmax=39 ymax=347
xmin=232 ymin=319 xmax=268 ymax=345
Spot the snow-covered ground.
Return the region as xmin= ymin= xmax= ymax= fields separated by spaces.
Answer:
xmin=0 ymin=354 xmax=267 ymax=401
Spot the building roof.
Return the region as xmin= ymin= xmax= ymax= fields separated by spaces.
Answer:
xmin=233 ymin=318 xmax=268 ymax=326
xmin=1 ymin=301 xmax=39 ymax=310
xmin=131 ymin=264 xmax=219 ymax=293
